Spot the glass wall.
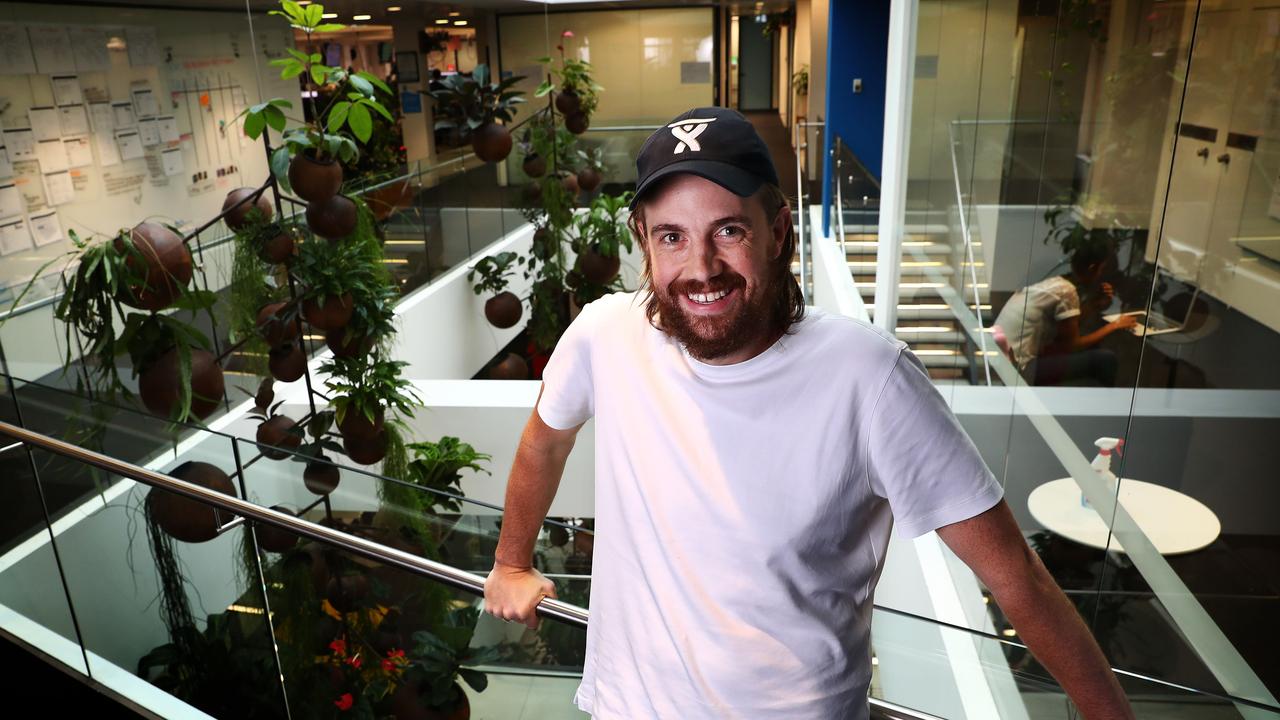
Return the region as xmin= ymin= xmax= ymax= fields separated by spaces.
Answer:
xmin=887 ymin=0 xmax=1280 ymax=714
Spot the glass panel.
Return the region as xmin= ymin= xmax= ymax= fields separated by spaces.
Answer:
xmin=871 ymin=608 xmax=1280 ymax=719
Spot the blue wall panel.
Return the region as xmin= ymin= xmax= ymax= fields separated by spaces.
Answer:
xmin=821 ymin=0 xmax=891 ymax=234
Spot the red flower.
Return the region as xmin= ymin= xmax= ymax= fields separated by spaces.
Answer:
xmin=346 ymin=654 xmax=363 ymax=669
xmin=335 ymin=693 xmax=353 ymax=711
xmin=562 ymin=30 xmax=575 ymax=38
xmin=329 ymin=638 xmax=347 ymax=656
xmin=386 ymin=648 xmax=406 ymax=659
xmin=381 ymin=658 xmax=395 ymax=672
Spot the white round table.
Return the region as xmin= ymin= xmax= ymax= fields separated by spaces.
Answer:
xmin=1027 ymin=479 xmax=1221 ymax=555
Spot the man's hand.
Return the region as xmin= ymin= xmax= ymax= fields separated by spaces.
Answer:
xmin=938 ymin=501 xmax=1135 ymax=719
xmin=1108 ymin=313 xmax=1138 ymax=332
xmin=485 ymin=561 xmax=558 ymax=629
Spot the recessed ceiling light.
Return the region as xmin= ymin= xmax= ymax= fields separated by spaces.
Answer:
xmin=434 ymin=18 xmax=449 ymax=24
xmin=387 ymin=5 xmax=401 ymax=10
xmin=321 ymin=12 xmax=338 ymax=18
xmin=453 ymin=20 xmax=467 ymax=25
xmin=448 ymin=11 xmax=461 ymax=16
xmin=353 ymin=14 xmax=372 ymax=20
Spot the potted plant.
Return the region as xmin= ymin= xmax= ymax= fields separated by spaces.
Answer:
xmin=293 ymin=235 xmax=381 ymax=332
xmin=322 ymin=355 xmax=421 ymax=465
xmin=147 ymin=461 xmax=238 ymax=544
xmin=427 ymin=64 xmax=526 ymax=163
xmin=237 ymin=2 xmax=394 ymax=208
xmin=392 ymin=607 xmax=499 ymax=720
xmin=329 ymin=283 xmax=397 ymax=359
xmin=250 ymin=398 xmax=302 ymax=460
xmin=468 ymin=252 xmax=522 ymax=329
xmin=288 ymin=411 xmax=347 ymax=495
xmin=792 ymin=64 xmax=809 ymax=101
xmin=121 ymin=306 xmax=227 ymax=422
xmin=574 ymin=191 xmax=633 ymax=287
xmin=222 ymin=187 xmax=274 ymax=231
xmin=405 ymin=437 xmax=491 ymax=514
xmin=575 ymin=147 xmax=604 ymax=193
xmin=118 ymin=222 xmax=196 ymax=312
xmin=536 ymin=35 xmax=602 ymax=135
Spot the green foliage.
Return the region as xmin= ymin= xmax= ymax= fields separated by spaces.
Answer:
xmin=227 ymin=217 xmax=283 ymax=376
xmin=405 ymin=437 xmax=491 ymax=514
xmin=405 ymin=607 xmax=501 ymax=711
xmin=576 ymin=191 xmax=633 ymax=259
xmin=535 ymin=54 xmax=602 ymax=116
xmin=520 ymin=112 xmax=578 ymax=177
xmin=427 ymin=63 xmax=526 ymax=132
xmin=320 ymin=355 xmax=421 ymax=427
xmin=792 ymin=64 xmax=809 ymax=96
xmin=468 ymin=252 xmax=518 ymax=295
xmin=238 ymin=1 xmax=394 ymax=187
xmin=293 ymin=217 xmax=384 ymax=308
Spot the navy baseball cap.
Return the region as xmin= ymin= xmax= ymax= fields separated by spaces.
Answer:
xmin=631 ymin=107 xmax=779 ymax=209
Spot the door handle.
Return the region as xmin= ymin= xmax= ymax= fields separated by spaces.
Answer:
xmin=1196 ymin=147 xmax=1209 ymax=159
xmin=1217 ymin=152 xmax=1231 ymax=165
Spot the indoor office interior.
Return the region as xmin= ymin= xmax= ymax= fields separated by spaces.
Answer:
xmin=0 ymin=0 xmax=1275 ymax=718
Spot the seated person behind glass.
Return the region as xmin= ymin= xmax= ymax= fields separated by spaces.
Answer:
xmin=993 ymin=243 xmax=1136 ymax=386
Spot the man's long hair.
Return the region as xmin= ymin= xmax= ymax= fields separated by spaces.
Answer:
xmin=626 ymin=182 xmax=806 ymax=336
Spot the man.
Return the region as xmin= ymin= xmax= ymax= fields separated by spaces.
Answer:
xmin=486 ymin=107 xmax=1132 ymax=719
xmin=993 ymin=242 xmax=1137 ymax=386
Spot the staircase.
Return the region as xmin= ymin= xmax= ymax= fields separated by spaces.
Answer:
xmin=797 ymin=209 xmax=991 ymax=382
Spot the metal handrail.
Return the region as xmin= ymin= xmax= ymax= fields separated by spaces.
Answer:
xmin=946 ymin=122 xmax=993 ymax=385
xmin=0 ymin=419 xmax=587 ymax=627
xmin=0 ymin=418 xmax=946 ymax=720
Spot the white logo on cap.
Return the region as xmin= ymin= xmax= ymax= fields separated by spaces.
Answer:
xmin=668 ymin=117 xmax=716 ymax=154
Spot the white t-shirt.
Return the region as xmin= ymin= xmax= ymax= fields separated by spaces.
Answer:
xmin=537 ymin=292 xmax=1004 ymax=720
xmin=993 ymin=276 xmax=1081 ymax=369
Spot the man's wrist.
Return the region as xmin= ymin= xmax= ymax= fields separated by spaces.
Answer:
xmin=494 ymin=556 xmax=533 ymax=571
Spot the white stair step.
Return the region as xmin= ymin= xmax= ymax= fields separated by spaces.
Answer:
xmin=840 ymin=240 xmax=952 ymax=257
xmin=791 ymin=261 xmax=956 ymax=277
xmin=857 ymin=283 xmax=990 ymax=302
xmin=875 ymin=304 xmax=992 ymax=320
xmin=895 ymin=328 xmax=965 ymax=344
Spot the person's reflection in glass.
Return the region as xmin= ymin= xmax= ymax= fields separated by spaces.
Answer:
xmin=993 ymin=242 xmax=1137 ymax=386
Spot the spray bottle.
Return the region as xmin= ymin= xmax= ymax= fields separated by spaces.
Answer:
xmin=1082 ymin=437 xmax=1124 ymax=509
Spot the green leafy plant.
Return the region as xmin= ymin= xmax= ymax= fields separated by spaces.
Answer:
xmin=405 ymin=437 xmax=491 ymax=513
xmin=321 ymin=355 xmax=421 ymax=427
xmin=468 ymin=252 xmax=519 ymax=295
xmin=535 ymin=44 xmax=602 ymax=117
xmin=576 ymin=191 xmax=634 ymax=260
xmin=237 ymin=1 xmax=394 ymax=180
xmin=403 ymin=607 xmax=500 ymax=713
xmin=293 ymin=231 xmax=383 ymax=311
xmin=792 ymin=64 xmax=809 ymax=97
xmin=427 ymin=64 xmax=526 ymax=134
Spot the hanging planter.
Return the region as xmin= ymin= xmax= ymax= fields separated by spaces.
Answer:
xmin=427 ymin=64 xmax=526 ymax=165
xmin=487 ymin=352 xmax=529 ymax=380
xmin=253 ymin=401 xmax=301 ymax=460
xmin=342 ymin=431 xmax=387 ymax=465
xmin=565 ymin=112 xmax=590 ymax=135
xmin=522 ymin=152 xmax=546 ymax=178
xmin=326 ymin=328 xmax=374 ymax=359
xmin=223 ymin=187 xmax=274 ymax=231
xmin=256 ymin=301 xmax=299 ymax=348
xmin=303 ymin=457 xmax=340 ymax=495
xmin=576 ymin=147 xmax=604 ymax=193
xmin=468 ymin=252 xmax=522 ymax=329
xmin=117 ymin=222 xmax=194 ymax=312
xmin=138 ymin=347 xmax=225 ymax=421
xmin=577 ymin=167 xmax=601 ymax=193
xmin=269 ymin=342 xmax=307 ymax=382
xmin=288 ymin=152 xmax=344 ymax=204
xmin=471 ymin=122 xmax=513 ymax=163
xmin=484 ymin=292 xmax=522 ymax=329
xmin=561 ymin=172 xmax=579 ymax=195
xmin=579 ymin=245 xmax=620 ymax=285
xmin=255 ymin=505 xmax=300 ymax=553
xmin=392 ymin=682 xmax=471 ymax=720
xmin=258 ymin=224 xmax=299 ymax=265
xmin=306 ymin=194 xmax=358 ymax=240
xmin=302 ymin=292 xmax=354 ymax=331
xmin=148 ymin=461 xmax=237 ymax=544
xmin=338 ymin=406 xmax=384 ymax=440
xmin=554 ymin=89 xmax=581 ymax=116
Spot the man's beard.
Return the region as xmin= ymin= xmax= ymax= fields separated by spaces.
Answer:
xmin=653 ymin=270 xmax=778 ymax=362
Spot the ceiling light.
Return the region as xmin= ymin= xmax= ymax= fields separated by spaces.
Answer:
xmin=1001 ymin=628 xmax=1017 ymax=637
xmin=353 ymin=14 xmax=372 ymax=20
xmin=297 ymin=0 xmax=311 ymax=4
xmin=454 ymin=20 xmax=468 ymax=25
xmin=321 ymin=12 xmax=338 ymax=18
xmin=448 ymin=11 xmax=461 ymax=16
xmin=435 ymin=18 xmax=449 ymax=24
xmin=387 ymin=5 xmax=401 ymax=10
